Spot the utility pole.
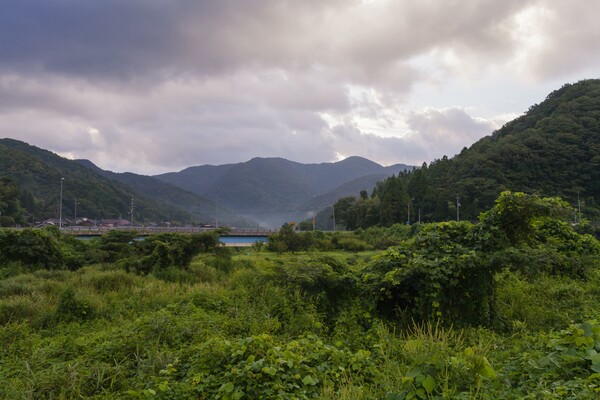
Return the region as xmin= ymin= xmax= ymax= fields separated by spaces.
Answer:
xmin=407 ymin=199 xmax=410 ymax=225
xmin=130 ymin=198 xmax=134 ymax=225
xmin=74 ymin=198 xmax=78 ymax=221
xmin=59 ymin=177 xmax=64 ymax=228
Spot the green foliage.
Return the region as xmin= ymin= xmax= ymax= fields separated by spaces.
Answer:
xmin=0 ymin=227 xmax=64 ymax=269
xmin=137 ymin=232 xmax=219 ymax=269
xmin=494 ymin=321 xmax=600 ymax=397
xmin=186 ymin=334 xmax=377 ymax=399
xmin=0 ymin=176 xmax=25 ymax=226
xmin=539 ymin=321 xmax=600 ymax=378
xmin=209 ymin=246 xmax=235 ymax=273
xmin=477 ymin=191 xmax=572 ymax=248
xmin=335 ymin=237 xmax=372 ymax=252
xmin=2 ymin=192 xmax=600 ymax=398
xmin=363 ymin=221 xmax=495 ymax=326
xmin=107 ymin=231 xmax=220 ymax=275
xmin=55 ymin=287 xmax=95 ymax=323
xmin=251 ymin=240 xmax=264 ymax=256
xmin=271 ymin=223 xmax=302 ymax=253
xmin=363 ymin=192 xmax=600 ymax=327
xmin=373 ymin=322 xmax=496 ymax=399
xmin=355 ymin=224 xmax=418 ymax=250
xmin=96 ymin=230 xmax=139 ymax=262
xmin=230 ymin=254 xmax=359 ymax=329
xmin=494 ymin=270 xmax=599 ymax=332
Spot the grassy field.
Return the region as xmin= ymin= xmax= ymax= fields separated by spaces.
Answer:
xmin=1 ymin=247 xmax=599 ymax=399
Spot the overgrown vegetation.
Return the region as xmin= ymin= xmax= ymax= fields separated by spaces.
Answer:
xmin=1 ymin=192 xmax=600 ymax=398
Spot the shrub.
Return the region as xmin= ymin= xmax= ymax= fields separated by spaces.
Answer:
xmin=184 ymin=334 xmax=377 ymax=399
xmin=81 ymin=270 xmax=137 ymax=293
xmin=55 ymin=287 xmax=95 ymax=323
xmin=335 ymin=237 xmax=372 ymax=252
xmin=362 ymin=222 xmax=496 ymax=326
xmin=372 ymin=322 xmax=496 ymax=399
xmin=0 ymin=228 xmax=64 ymax=269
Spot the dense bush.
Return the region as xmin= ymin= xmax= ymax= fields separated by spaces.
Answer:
xmin=363 ymin=192 xmax=600 ymax=327
xmin=362 ymin=221 xmax=495 ymax=326
xmin=0 ymin=226 xmax=64 ymax=269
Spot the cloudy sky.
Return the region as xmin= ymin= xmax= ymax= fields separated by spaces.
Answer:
xmin=1 ymin=0 xmax=599 ymax=175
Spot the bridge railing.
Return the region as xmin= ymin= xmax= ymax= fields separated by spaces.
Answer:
xmin=60 ymin=226 xmax=278 ymax=236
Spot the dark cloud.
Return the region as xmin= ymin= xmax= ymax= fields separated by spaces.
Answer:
xmin=0 ymin=0 xmax=533 ymax=84
xmin=0 ymin=0 xmax=598 ymax=174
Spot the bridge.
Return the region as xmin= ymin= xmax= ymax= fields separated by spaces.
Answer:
xmin=59 ymin=226 xmax=277 ymax=237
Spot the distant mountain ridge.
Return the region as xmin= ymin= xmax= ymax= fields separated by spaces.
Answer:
xmin=0 ymin=137 xmax=413 ymax=227
xmin=72 ymin=159 xmax=247 ymax=227
xmin=155 ymin=156 xmax=413 ymax=226
xmin=0 ymin=138 xmax=200 ymax=224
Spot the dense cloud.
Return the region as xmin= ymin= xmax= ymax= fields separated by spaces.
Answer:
xmin=0 ymin=0 xmax=598 ymax=173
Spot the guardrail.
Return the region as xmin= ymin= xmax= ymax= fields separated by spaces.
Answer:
xmin=59 ymin=226 xmax=278 ymax=236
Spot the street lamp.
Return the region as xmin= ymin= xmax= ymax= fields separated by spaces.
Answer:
xmin=59 ymin=178 xmax=64 ymax=228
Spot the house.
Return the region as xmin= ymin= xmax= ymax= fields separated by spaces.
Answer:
xmin=36 ymin=218 xmax=74 ymax=228
xmin=99 ymin=219 xmax=131 ymax=228
xmin=74 ymin=218 xmax=96 ymax=227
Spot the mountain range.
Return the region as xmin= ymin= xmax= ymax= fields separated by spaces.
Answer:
xmin=154 ymin=157 xmax=412 ymax=226
xmin=0 ymin=138 xmax=412 ymax=227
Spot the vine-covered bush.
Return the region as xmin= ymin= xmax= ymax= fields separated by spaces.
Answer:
xmin=363 ymin=192 xmax=600 ymax=327
xmin=362 ymin=221 xmax=495 ymax=326
xmin=171 ymin=334 xmax=376 ymax=399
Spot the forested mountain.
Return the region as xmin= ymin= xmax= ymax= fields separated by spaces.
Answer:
xmin=0 ymin=139 xmax=214 ymax=225
xmin=0 ymin=138 xmax=411 ymax=228
xmin=73 ymin=160 xmax=250 ymax=227
xmin=155 ymin=156 xmax=412 ymax=226
xmin=329 ymin=79 xmax=600 ymax=230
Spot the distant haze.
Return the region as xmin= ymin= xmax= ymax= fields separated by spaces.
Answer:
xmin=155 ymin=156 xmax=414 ymax=227
xmin=1 ymin=1 xmax=599 ymax=174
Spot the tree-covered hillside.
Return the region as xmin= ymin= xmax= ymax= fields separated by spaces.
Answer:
xmin=0 ymin=139 xmax=194 ymax=225
xmin=156 ymin=156 xmax=412 ymax=227
xmin=73 ymin=160 xmax=252 ymax=228
xmin=328 ymin=79 xmax=600 ymax=229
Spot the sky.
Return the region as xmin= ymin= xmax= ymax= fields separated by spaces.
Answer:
xmin=1 ymin=0 xmax=599 ymax=175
